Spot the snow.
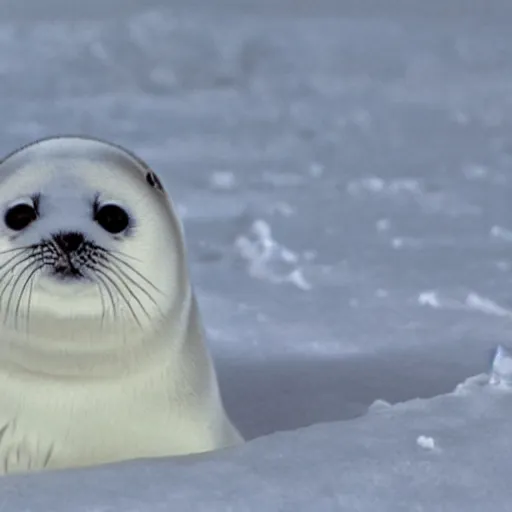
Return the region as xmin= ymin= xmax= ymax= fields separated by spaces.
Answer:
xmin=416 ymin=435 xmax=436 ymax=451
xmin=2 ymin=0 xmax=512 ymax=509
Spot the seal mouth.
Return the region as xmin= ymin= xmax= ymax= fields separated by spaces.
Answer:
xmin=49 ymin=246 xmax=87 ymax=281
xmin=52 ymin=263 xmax=85 ymax=280
xmin=47 ymin=231 xmax=88 ymax=281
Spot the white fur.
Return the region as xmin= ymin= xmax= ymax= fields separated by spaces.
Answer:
xmin=0 ymin=136 xmax=243 ymax=475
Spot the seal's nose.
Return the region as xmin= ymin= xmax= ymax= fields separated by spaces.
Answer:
xmin=53 ymin=232 xmax=85 ymax=253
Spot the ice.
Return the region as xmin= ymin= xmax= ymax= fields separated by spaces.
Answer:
xmin=418 ymin=291 xmax=442 ymax=309
xmin=416 ymin=435 xmax=436 ymax=451
xmin=346 ymin=178 xmax=422 ymax=198
xmin=489 ymin=345 xmax=512 ymax=387
xmin=234 ymin=219 xmax=311 ymax=290
xmin=465 ymin=293 xmax=512 ymax=318
xmin=418 ymin=290 xmax=512 ymax=319
xmin=209 ymin=171 xmax=237 ymax=191
xmin=1 ymin=0 xmax=512 ymax=509
xmin=490 ymin=225 xmax=512 ymax=243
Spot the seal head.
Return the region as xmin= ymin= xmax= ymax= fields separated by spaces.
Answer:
xmin=0 ymin=136 xmax=187 ymax=350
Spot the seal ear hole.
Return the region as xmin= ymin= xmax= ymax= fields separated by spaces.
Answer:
xmin=146 ymin=171 xmax=164 ymax=192
xmin=94 ymin=204 xmax=131 ymax=235
xmin=4 ymin=203 xmax=38 ymax=231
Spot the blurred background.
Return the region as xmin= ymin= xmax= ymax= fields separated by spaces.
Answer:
xmin=3 ymin=0 xmax=512 ymax=441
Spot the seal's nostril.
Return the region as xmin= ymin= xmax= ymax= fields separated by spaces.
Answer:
xmin=53 ymin=232 xmax=85 ymax=253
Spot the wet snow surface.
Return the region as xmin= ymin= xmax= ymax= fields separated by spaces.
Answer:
xmin=2 ymin=0 xmax=512 ymax=510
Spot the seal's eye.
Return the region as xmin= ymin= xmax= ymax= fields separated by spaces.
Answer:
xmin=4 ymin=203 xmax=37 ymax=231
xmin=94 ymin=204 xmax=130 ymax=234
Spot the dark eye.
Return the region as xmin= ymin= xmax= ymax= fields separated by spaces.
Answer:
xmin=94 ymin=204 xmax=130 ymax=234
xmin=4 ymin=203 xmax=37 ymax=231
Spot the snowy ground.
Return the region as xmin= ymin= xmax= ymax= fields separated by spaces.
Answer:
xmin=2 ymin=0 xmax=512 ymax=510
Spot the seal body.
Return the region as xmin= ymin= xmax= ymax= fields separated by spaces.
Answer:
xmin=0 ymin=136 xmax=243 ymax=475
